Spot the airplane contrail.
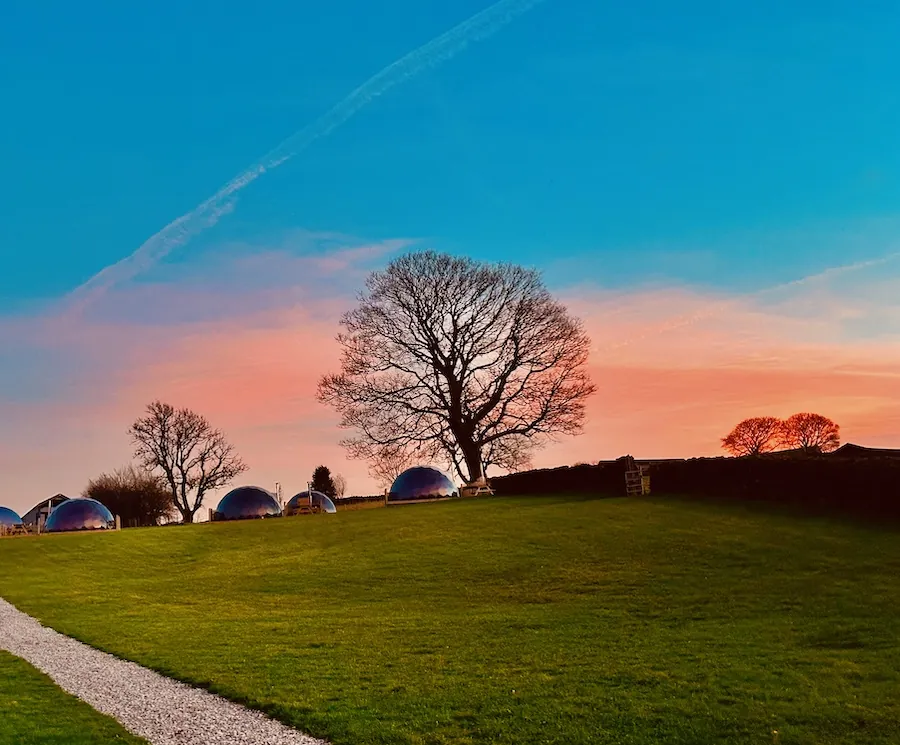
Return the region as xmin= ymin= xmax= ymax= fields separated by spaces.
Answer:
xmin=66 ymin=0 xmax=548 ymax=314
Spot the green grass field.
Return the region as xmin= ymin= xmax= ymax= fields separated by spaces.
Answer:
xmin=0 ymin=495 xmax=898 ymax=745
xmin=0 ymin=650 xmax=147 ymax=744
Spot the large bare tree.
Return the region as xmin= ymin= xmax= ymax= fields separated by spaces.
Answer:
xmin=721 ymin=416 xmax=784 ymax=456
xmin=318 ymin=251 xmax=596 ymax=484
xmin=129 ymin=401 xmax=248 ymax=523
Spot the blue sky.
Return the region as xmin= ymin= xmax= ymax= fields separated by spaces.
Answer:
xmin=3 ymin=0 xmax=900 ymax=312
xmin=2 ymin=0 xmax=900 ymax=510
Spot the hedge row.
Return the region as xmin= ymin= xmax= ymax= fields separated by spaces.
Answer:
xmin=336 ymin=494 xmax=385 ymax=505
xmin=490 ymin=457 xmax=634 ymax=497
xmin=649 ymin=455 xmax=900 ymax=519
xmin=490 ymin=454 xmax=900 ymax=520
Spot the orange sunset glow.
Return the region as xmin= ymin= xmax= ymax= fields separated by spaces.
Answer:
xmin=1 ymin=245 xmax=897 ymax=516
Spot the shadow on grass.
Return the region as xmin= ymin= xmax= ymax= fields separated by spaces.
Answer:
xmin=650 ymin=492 xmax=900 ymax=532
xmin=475 ymin=492 xmax=623 ymax=508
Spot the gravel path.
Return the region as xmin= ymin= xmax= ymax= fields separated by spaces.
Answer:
xmin=0 ymin=597 xmax=328 ymax=745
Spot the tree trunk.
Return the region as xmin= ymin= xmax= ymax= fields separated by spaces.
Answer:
xmin=460 ymin=439 xmax=484 ymax=484
xmin=178 ymin=505 xmax=194 ymax=524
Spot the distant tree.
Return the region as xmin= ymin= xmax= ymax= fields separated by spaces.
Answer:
xmin=780 ymin=412 xmax=840 ymax=453
xmin=130 ymin=401 xmax=248 ymax=523
xmin=332 ymin=473 xmax=347 ymax=498
xmin=721 ymin=416 xmax=784 ymax=456
xmin=83 ymin=465 xmax=176 ymax=527
xmin=318 ymin=251 xmax=596 ymax=485
xmin=311 ymin=465 xmax=337 ymax=497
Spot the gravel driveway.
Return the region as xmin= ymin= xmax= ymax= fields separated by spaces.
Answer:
xmin=0 ymin=597 xmax=328 ymax=745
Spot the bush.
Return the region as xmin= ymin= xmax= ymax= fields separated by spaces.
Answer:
xmin=83 ymin=465 xmax=176 ymax=527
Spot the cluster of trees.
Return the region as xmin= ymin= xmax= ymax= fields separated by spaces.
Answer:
xmin=81 ymin=401 xmax=248 ymax=525
xmin=83 ymin=402 xmax=353 ymax=526
xmin=721 ymin=413 xmax=840 ymax=456
xmin=79 ymin=253 xmax=864 ymax=523
xmin=310 ymin=465 xmax=346 ymax=498
xmin=78 ymin=251 xmax=599 ymax=522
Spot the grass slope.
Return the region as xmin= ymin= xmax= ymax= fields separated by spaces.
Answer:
xmin=0 ymin=496 xmax=898 ymax=745
xmin=0 ymin=650 xmax=147 ymax=744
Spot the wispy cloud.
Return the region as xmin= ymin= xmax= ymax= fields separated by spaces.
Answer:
xmin=64 ymin=0 xmax=548 ymax=316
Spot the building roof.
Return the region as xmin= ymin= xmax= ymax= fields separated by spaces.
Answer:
xmin=832 ymin=443 xmax=900 ymax=458
xmin=21 ymin=494 xmax=70 ymax=525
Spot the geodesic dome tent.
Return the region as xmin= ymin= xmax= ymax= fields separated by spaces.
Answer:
xmin=285 ymin=490 xmax=337 ymax=516
xmin=212 ymin=486 xmax=282 ymax=521
xmin=44 ymin=498 xmax=115 ymax=533
xmin=387 ymin=466 xmax=458 ymax=505
xmin=0 ymin=506 xmax=23 ymax=527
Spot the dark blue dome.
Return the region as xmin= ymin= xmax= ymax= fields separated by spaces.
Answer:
xmin=388 ymin=467 xmax=458 ymax=504
xmin=213 ymin=486 xmax=282 ymax=521
xmin=45 ymin=498 xmax=114 ymax=533
xmin=285 ymin=490 xmax=337 ymax=515
xmin=0 ymin=506 xmax=23 ymax=527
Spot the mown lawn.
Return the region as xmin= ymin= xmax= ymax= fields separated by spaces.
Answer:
xmin=0 ymin=650 xmax=147 ymax=744
xmin=0 ymin=495 xmax=898 ymax=745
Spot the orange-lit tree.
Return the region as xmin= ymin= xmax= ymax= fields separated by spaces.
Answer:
xmin=779 ymin=412 xmax=840 ymax=453
xmin=721 ymin=416 xmax=784 ymax=456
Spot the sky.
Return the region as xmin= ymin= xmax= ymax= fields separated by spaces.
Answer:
xmin=1 ymin=0 xmax=899 ymax=515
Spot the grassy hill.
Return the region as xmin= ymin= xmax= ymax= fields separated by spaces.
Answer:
xmin=0 ymin=495 xmax=898 ymax=744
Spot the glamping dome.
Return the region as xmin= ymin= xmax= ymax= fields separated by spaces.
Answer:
xmin=213 ymin=486 xmax=282 ymax=521
xmin=285 ymin=490 xmax=337 ymax=516
xmin=0 ymin=506 xmax=23 ymax=527
xmin=388 ymin=467 xmax=458 ymax=504
xmin=44 ymin=498 xmax=115 ymax=533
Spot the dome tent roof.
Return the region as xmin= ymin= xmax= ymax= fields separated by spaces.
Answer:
xmin=44 ymin=498 xmax=115 ymax=533
xmin=0 ymin=506 xmax=23 ymax=527
xmin=388 ymin=467 xmax=458 ymax=504
xmin=285 ymin=490 xmax=337 ymax=515
xmin=213 ymin=486 xmax=282 ymax=521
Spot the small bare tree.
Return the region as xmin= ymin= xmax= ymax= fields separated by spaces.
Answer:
xmin=318 ymin=251 xmax=596 ymax=484
xmin=721 ymin=416 xmax=784 ymax=456
xmin=333 ymin=473 xmax=347 ymax=498
xmin=129 ymin=401 xmax=248 ymax=523
xmin=780 ymin=412 xmax=840 ymax=453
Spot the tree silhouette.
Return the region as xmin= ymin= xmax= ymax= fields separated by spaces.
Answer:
xmin=311 ymin=465 xmax=337 ymax=497
xmin=721 ymin=417 xmax=784 ymax=456
xmin=780 ymin=412 xmax=840 ymax=453
xmin=318 ymin=251 xmax=596 ymax=484
xmin=130 ymin=401 xmax=247 ymax=523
